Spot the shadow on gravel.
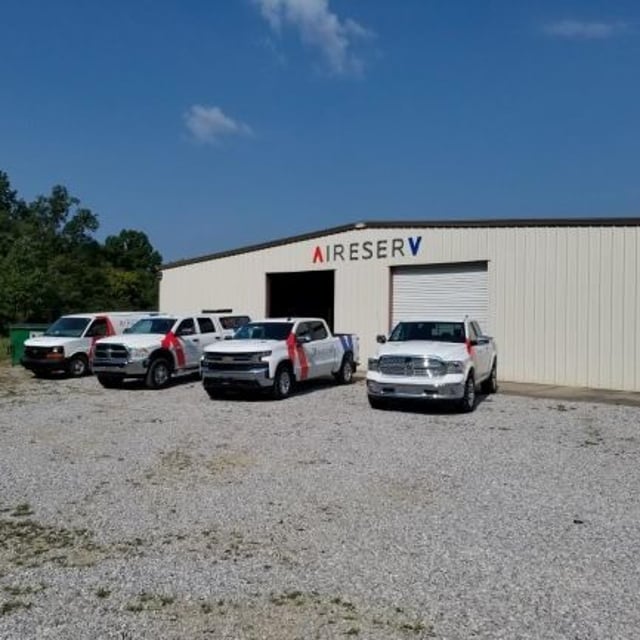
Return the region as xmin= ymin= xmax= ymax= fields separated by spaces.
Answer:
xmin=370 ymin=393 xmax=493 ymax=415
xmin=204 ymin=378 xmax=358 ymax=402
xmin=97 ymin=372 xmax=202 ymax=391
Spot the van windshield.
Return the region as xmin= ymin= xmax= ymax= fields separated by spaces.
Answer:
xmin=44 ymin=317 xmax=91 ymax=338
xmin=234 ymin=322 xmax=293 ymax=341
xmin=389 ymin=321 xmax=466 ymax=343
xmin=127 ymin=318 xmax=176 ymax=334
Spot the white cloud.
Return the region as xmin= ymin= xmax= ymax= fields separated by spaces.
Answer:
xmin=254 ymin=0 xmax=374 ymax=74
xmin=543 ymin=19 xmax=628 ymax=39
xmin=184 ymin=105 xmax=252 ymax=144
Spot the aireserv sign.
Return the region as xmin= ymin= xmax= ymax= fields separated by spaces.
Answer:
xmin=312 ymin=235 xmax=422 ymax=264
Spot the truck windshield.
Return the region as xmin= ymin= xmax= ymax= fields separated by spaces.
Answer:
xmin=44 ymin=317 xmax=91 ymax=338
xmin=234 ymin=322 xmax=294 ymax=341
xmin=389 ymin=322 xmax=466 ymax=343
xmin=127 ymin=318 xmax=176 ymax=334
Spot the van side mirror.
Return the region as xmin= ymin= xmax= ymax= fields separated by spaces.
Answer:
xmin=376 ymin=334 xmax=387 ymax=344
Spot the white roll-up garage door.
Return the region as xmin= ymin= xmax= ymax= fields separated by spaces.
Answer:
xmin=391 ymin=262 xmax=489 ymax=330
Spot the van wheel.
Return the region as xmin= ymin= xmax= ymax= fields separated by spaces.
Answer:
xmin=272 ymin=364 xmax=293 ymax=400
xmin=67 ymin=355 xmax=88 ymax=377
xmin=458 ymin=372 xmax=476 ymax=412
xmin=146 ymin=358 xmax=171 ymax=389
xmin=98 ymin=374 xmax=123 ymax=389
xmin=481 ymin=361 xmax=498 ymax=394
xmin=334 ymin=354 xmax=354 ymax=384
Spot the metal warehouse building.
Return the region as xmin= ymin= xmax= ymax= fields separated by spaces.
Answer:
xmin=160 ymin=219 xmax=640 ymax=392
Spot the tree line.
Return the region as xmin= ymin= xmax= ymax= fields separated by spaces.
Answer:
xmin=0 ymin=170 xmax=162 ymax=331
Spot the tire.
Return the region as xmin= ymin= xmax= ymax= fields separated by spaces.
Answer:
xmin=481 ymin=361 xmax=498 ymax=394
xmin=271 ymin=364 xmax=293 ymax=400
xmin=368 ymin=395 xmax=388 ymax=410
xmin=145 ymin=358 xmax=171 ymax=389
xmin=97 ymin=374 xmax=123 ymax=389
xmin=334 ymin=353 xmax=354 ymax=385
xmin=458 ymin=372 xmax=476 ymax=413
xmin=67 ymin=355 xmax=88 ymax=378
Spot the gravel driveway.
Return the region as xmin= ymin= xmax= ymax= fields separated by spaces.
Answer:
xmin=1 ymin=366 xmax=639 ymax=639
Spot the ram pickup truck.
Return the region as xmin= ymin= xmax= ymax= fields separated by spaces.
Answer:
xmin=21 ymin=312 xmax=149 ymax=378
xmin=92 ymin=312 xmax=250 ymax=389
xmin=200 ymin=317 xmax=359 ymax=399
xmin=367 ymin=317 xmax=497 ymax=412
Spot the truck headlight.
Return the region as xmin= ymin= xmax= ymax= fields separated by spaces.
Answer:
xmin=129 ymin=347 xmax=150 ymax=360
xmin=368 ymin=357 xmax=379 ymax=372
xmin=50 ymin=347 xmax=62 ymax=354
xmin=445 ymin=361 xmax=464 ymax=374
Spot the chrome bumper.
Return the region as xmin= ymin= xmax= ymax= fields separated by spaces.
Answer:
xmin=201 ymin=367 xmax=273 ymax=389
xmin=366 ymin=378 xmax=465 ymax=400
xmin=92 ymin=359 xmax=149 ymax=377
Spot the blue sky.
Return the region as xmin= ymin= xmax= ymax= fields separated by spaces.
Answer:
xmin=2 ymin=0 xmax=639 ymax=262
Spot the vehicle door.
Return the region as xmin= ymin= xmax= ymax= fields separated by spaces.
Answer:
xmin=197 ymin=316 xmax=223 ymax=349
xmin=84 ymin=317 xmax=110 ymax=361
xmin=292 ymin=322 xmax=315 ymax=380
xmin=174 ymin=317 xmax=200 ymax=368
xmin=468 ymin=321 xmax=490 ymax=379
xmin=309 ymin=320 xmax=336 ymax=377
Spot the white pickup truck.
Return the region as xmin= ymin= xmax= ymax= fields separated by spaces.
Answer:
xmin=200 ymin=317 xmax=359 ymax=399
xmin=92 ymin=312 xmax=250 ymax=389
xmin=366 ymin=318 xmax=497 ymax=412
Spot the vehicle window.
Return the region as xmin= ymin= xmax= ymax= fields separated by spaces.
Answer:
xmin=86 ymin=319 xmax=108 ymax=338
xmin=220 ymin=315 xmax=250 ymax=330
xmin=389 ymin=322 xmax=466 ymax=343
xmin=198 ymin=317 xmax=216 ymax=333
xmin=176 ymin=318 xmax=196 ymax=336
xmin=472 ymin=321 xmax=483 ymax=337
xmin=234 ymin=322 xmax=293 ymax=341
xmin=44 ymin=317 xmax=91 ymax=338
xmin=128 ymin=318 xmax=176 ymax=334
xmin=311 ymin=321 xmax=328 ymax=340
xmin=296 ymin=323 xmax=311 ymax=340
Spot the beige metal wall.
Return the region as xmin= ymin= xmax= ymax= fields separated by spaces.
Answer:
xmin=160 ymin=224 xmax=640 ymax=391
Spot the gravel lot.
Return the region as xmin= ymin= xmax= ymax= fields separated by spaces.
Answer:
xmin=1 ymin=366 xmax=639 ymax=640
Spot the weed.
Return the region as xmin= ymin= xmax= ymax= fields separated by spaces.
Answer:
xmin=0 ymin=599 xmax=32 ymax=616
xmin=95 ymin=587 xmax=111 ymax=599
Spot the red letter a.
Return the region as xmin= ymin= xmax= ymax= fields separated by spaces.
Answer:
xmin=312 ymin=246 xmax=324 ymax=263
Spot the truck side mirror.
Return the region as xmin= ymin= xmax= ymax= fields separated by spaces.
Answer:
xmin=296 ymin=335 xmax=311 ymax=345
xmin=376 ymin=334 xmax=387 ymax=344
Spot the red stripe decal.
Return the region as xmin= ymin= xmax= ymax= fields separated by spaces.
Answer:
xmin=286 ymin=332 xmax=310 ymax=380
xmin=161 ymin=331 xmax=186 ymax=368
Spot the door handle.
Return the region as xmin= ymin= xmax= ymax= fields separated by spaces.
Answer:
xmin=193 ymin=338 xmax=199 ymax=343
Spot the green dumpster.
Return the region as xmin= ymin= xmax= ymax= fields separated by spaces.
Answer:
xmin=9 ymin=323 xmax=50 ymax=366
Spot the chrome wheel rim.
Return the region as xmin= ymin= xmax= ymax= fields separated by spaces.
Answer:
xmin=467 ymin=379 xmax=475 ymax=407
xmin=71 ymin=359 xmax=85 ymax=376
xmin=279 ymin=371 xmax=291 ymax=395
xmin=343 ymin=361 xmax=353 ymax=382
xmin=154 ymin=363 xmax=170 ymax=386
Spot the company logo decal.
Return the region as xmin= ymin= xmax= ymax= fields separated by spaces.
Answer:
xmin=312 ymin=235 xmax=422 ymax=263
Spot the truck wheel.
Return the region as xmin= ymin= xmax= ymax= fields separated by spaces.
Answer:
xmin=272 ymin=364 xmax=293 ymax=400
xmin=67 ymin=355 xmax=88 ymax=377
xmin=368 ymin=395 xmax=388 ymax=410
xmin=98 ymin=374 xmax=123 ymax=389
xmin=458 ymin=372 xmax=476 ymax=413
xmin=481 ymin=361 xmax=498 ymax=394
xmin=334 ymin=354 xmax=354 ymax=385
xmin=145 ymin=358 xmax=171 ymax=389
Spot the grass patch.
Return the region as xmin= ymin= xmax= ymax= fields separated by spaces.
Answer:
xmin=0 ymin=337 xmax=9 ymax=366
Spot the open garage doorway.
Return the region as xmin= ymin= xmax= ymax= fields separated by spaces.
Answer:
xmin=267 ymin=270 xmax=335 ymax=330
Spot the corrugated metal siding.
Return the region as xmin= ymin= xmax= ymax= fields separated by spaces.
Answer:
xmin=391 ymin=263 xmax=489 ymax=329
xmin=160 ymin=224 xmax=640 ymax=391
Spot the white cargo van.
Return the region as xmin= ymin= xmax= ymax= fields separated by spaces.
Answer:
xmin=21 ymin=312 xmax=151 ymax=378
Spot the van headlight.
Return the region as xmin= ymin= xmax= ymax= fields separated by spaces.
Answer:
xmin=368 ymin=357 xmax=379 ymax=372
xmin=445 ymin=361 xmax=464 ymax=374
